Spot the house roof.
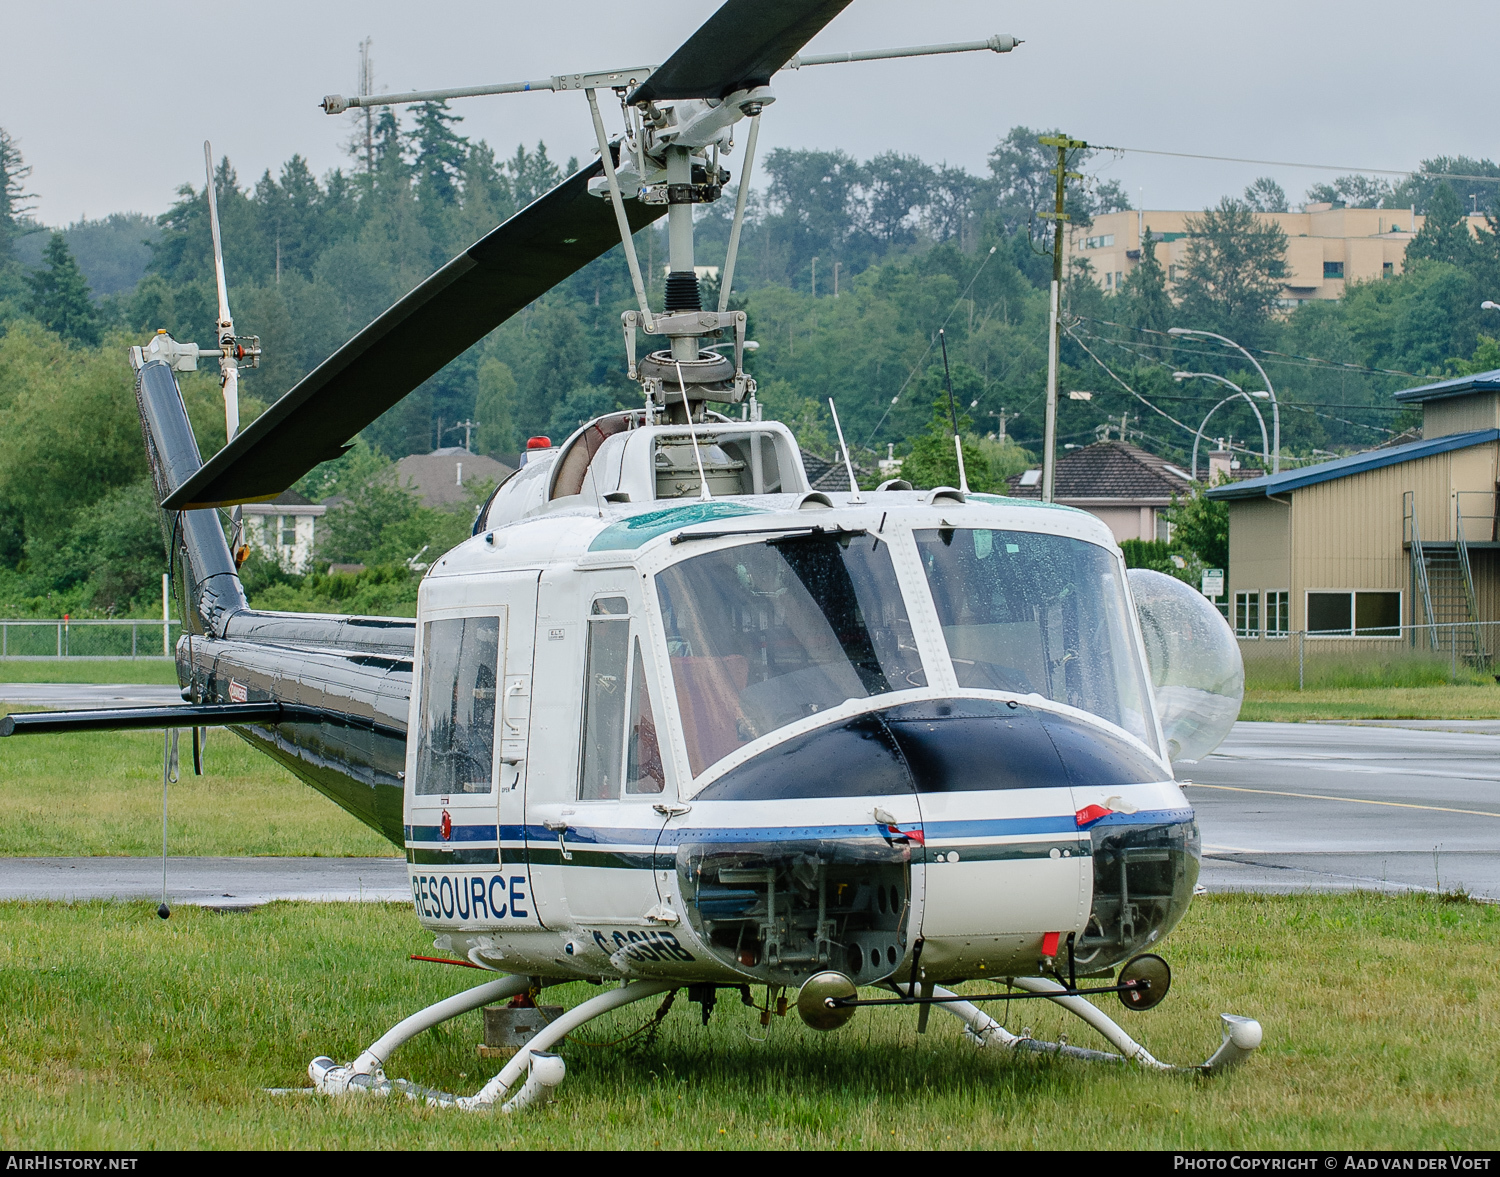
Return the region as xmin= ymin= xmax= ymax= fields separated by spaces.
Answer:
xmin=240 ymin=488 xmax=326 ymax=516
xmin=802 ymin=451 xmax=874 ymax=492
xmin=1205 ymin=428 xmax=1500 ymax=501
xmin=392 ymin=449 xmax=515 ymax=507
xmin=1005 ymin=441 xmax=1194 ymax=503
xmin=1392 ymin=369 xmax=1500 ymax=403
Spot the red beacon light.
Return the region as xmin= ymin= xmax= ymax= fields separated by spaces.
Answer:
xmin=525 ymin=436 xmax=552 ymax=450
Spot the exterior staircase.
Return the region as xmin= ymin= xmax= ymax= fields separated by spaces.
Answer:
xmin=1405 ymin=490 xmax=1486 ymax=658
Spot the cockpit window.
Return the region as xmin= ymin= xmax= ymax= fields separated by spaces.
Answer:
xmin=655 ymin=532 xmax=925 ymax=777
xmin=915 ymin=528 xmax=1156 ymax=749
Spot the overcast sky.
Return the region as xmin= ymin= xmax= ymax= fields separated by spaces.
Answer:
xmin=4 ymin=0 xmax=1498 ymax=226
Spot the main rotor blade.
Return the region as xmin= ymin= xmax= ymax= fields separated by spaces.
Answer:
xmin=628 ymin=0 xmax=853 ymax=104
xmin=162 ymin=151 xmax=665 ymax=511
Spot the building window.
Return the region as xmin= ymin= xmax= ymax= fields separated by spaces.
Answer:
xmin=1323 ymin=261 xmax=1345 ymax=279
xmin=1306 ymin=590 xmax=1401 ymax=637
xmin=1382 ymin=262 xmax=1394 ymax=277
xmin=1083 ymin=234 xmax=1114 ymax=250
xmin=1266 ymin=591 xmax=1290 ymax=638
xmin=1234 ymin=591 xmax=1260 ymax=639
xmin=280 ymin=516 xmax=297 ymax=546
xmin=1155 ymin=513 xmax=1172 ymax=543
xmin=1168 ymin=265 xmax=1179 ymax=282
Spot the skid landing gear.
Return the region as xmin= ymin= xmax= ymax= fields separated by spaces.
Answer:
xmin=917 ymin=978 xmax=1262 ymax=1073
xmin=309 ymin=975 xmax=673 ymax=1113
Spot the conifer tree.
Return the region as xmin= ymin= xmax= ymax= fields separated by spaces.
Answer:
xmin=411 ymin=101 xmax=468 ymax=206
xmin=1120 ymin=228 xmax=1171 ymax=332
xmin=26 ymin=232 xmax=98 ymax=345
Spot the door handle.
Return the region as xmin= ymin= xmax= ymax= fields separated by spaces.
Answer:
xmin=653 ymin=803 xmax=692 ymax=818
xmin=542 ymin=819 xmax=572 ymax=861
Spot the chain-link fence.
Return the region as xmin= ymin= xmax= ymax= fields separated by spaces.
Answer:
xmin=1238 ymin=621 xmax=1500 ymax=690
xmin=0 ymin=619 xmax=180 ymax=660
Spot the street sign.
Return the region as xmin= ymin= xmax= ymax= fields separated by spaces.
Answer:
xmin=1201 ymin=569 xmax=1224 ymax=599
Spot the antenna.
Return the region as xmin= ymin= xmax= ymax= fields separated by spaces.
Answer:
xmin=827 ymin=398 xmax=864 ymax=504
xmin=677 ymin=363 xmax=712 ymax=501
xmin=939 ymin=329 xmax=969 ymax=495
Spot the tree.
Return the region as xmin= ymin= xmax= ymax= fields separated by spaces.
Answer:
xmin=410 ymin=101 xmax=468 ymax=207
xmin=0 ymin=126 xmax=35 ymax=263
xmin=1390 ymin=157 xmax=1500 ymax=216
xmin=901 ymin=382 xmax=994 ymax=492
xmin=864 ymin=152 xmax=934 ymax=246
xmin=1166 ymin=483 xmax=1228 ymax=574
xmin=1304 ymin=174 xmax=1394 ymax=209
xmin=1174 ymin=197 xmax=1288 ymax=346
xmin=1406 ymin=183 xmax=1479 ymax=272
xmin=474 ymin=358 xmax=518 ymax=454
xmin=984 ymin=127 xmax=1129 ymax=242
xmin=26 ymin=233 xmax=99 ymax=345
xmin=1119 ymin=228 xmax=1171 ymax=331
xmin=1243 ymin=177 xmax=1287 ymax=213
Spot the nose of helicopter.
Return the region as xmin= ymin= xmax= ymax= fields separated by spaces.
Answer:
xmin=677 ymin=697 xmax=1198 ymax=987
xmin=692 ymin=696 xmax=1169 ymax=801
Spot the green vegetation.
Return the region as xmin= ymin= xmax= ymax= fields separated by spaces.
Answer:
xmin=0 ymin=715 xmax=395 ymax=857
xmin=1240 ymin=642 xmax=1495 ymax=691
xmin=0 ymin=660 xmax=177 ymax=684
xmin=0 ymin=893 xmax=1493 ymax=1148
xmin=1241 ymin=686 xmax=1500 ymax=722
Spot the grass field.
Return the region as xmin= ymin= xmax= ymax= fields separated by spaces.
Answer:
xmin=0 ymin=715 xmax=395 ymax=858
xmin=0 ymin=893 xmax=1493 ymax=1149
xmin=0 ymin=660 xmax=179 ymax=684
xmin=1241 ymin=686 xmax=1500 ymax=722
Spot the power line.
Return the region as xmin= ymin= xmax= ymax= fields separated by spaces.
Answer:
xmin=1091 ymin=144 xmax=1500 ymax=186
xmin=1077 ymin=317 xmax=1428 ymax=379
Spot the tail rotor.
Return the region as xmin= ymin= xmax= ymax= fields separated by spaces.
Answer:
xmin=203 ymin=142 xmax=260 ymax=565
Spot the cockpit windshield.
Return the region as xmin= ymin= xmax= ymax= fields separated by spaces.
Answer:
xmin=655 ymin=532 xmax=925 ymax=777
xmin=915 ymin=527 xmax=1157 ymax=750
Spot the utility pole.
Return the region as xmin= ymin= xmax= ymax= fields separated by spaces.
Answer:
xmin=1038 ymin=134 xmax=1086 ymax=504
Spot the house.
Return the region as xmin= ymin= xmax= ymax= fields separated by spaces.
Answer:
xmin=1006 ymin=440 xmax=1195 ymax=543
xmin=1206 ymin=370 xmax=1500 ymax=643
xmin=1069 ymin=205 xmax=1489 ymax=308
xmin=392 ymin=447 xmax=515 ymax=508
xmin=242 ymin=490 xmax=326 ymax=573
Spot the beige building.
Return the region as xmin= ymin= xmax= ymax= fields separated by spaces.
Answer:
xmin=1070 ymin=205 xmax=1490 ymax=307
xmin=1206 ymin=370 xmax=1500 ymax=643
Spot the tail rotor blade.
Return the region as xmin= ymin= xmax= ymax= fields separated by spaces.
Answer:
xmin=204 ymin=142 xmax=233 ymax=335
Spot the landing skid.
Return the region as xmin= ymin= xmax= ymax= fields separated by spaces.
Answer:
xmin=307 ymin=973 xmax=1261 ymax=1114
xmin=310 ymin=975 xmax=673 ymax=1113
xmin=921 ymin=978 xmax=1263 ymax=1073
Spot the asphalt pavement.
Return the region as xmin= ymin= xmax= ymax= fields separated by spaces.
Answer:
xmin=0 ymin=683 xmax=184 ymax=709
xmin=1191 ymin=721 xmax=1500 ymax=900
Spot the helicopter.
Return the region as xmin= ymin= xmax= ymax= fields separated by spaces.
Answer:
xmin=0 ymin=0 xmax=1261 ymax=1113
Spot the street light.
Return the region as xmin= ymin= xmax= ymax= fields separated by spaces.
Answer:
xmin=1174 ymin=371 xmax=1270 ymax=481
xmin=1168 ymin=328 xmax=1281 ymax=473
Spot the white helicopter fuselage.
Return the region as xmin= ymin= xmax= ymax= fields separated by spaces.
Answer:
xmin=403 ymin=419 xmax=1199 ymax=991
